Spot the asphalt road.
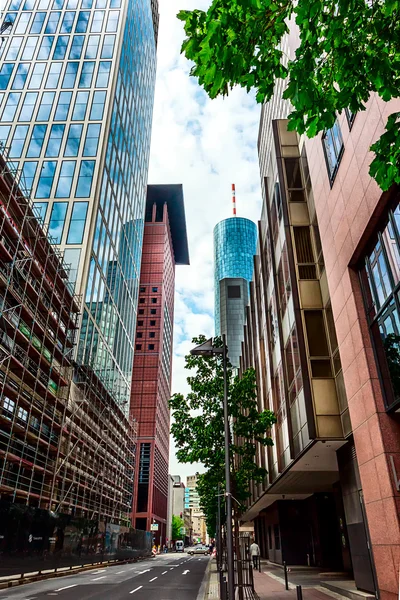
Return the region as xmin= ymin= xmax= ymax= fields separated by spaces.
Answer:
xmin=0 ymin=554 xmax=210 ymax=600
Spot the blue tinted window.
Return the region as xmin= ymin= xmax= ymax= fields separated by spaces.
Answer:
xmin=71 ymin=90 xmax=88 ymax=120
xmin=0 ymin=64 xmax=14 ymax=89
xmin=45 ymin=123 xmax=64 ymax=157
xmin=106 ymin=10 xmax=118 ymax=31
xmin=18 ymin=91 xmax=37 ymax=120
xmin=23 ymin=0 xmax=35 ymax=9
xmin=28 ymin=63 xmax=45 ymax=88
xmin=63 ymin=247 xmax=81 ymax=287
xmin=22 ymin=35 xmax=38 ymax=59
xmin=53 ymin=35 xmax=69 ymax=59
xmin=45 ymin=62 xmax=62 ymax=88
xmin=67 ymin=0 xmax=78 ymax=7
xmin=38 ymin=0 xmax=50 ymax=7
xmin=30 ymin=11 xmax=45 ymax=33
xmin=21 ymin=160 xmax=37 ymax=193
xmin=48 ymin=201 xmax=68 ymax=242
xmin=54 ymin=91 xmax=72 ymax=120
xmin=55 ymin=160 xmax=75 ymax=197
xmin=76 ymin=11 xmax=90 ymax=32
xmin=0 ymin=126 xmax=11 ymax=147
xmin=12 ymin=62 xmax=30 ymax=89
xmin=69 ymin=35 xmax=84 ymax=58
xmin=36 ymin=161 xmax=56 ymax=198
xmin=37 ymin=91 xmax=55 ymax=120
xmin=82 ymin=0 xmax=93 ymax=6
xmin=96 ymin=61 xmax=110 ymax=87
xmin=89 ymin=90 xmax=105 ymax=120
xmin=79 ymin=61 xmax=94 ymax=88
xmin=110 ymin=0 xmax=120 ymax=6
xmin=67 ymin=201 xmax=88 ymax=243
xmin=91 ymin=10 xmax=104 ymax=32
xmin=45 ymin=11 xmax=61 ymax=34
xmin=76 ymin=160 xmax=94 ymax=197
xmin=62 ymin=62 xmax=78 ymax=88
xmin=322 ymin=120 xmax=344 ymax=183
xmin=27 ymin=123 xmax=47 ymax=157
xmin=1 ymin=92 xmax=21 ymax=121
xmin=52 ymin=0 xmax=65 ymax=7
xmin=9 ymin=124 xmax=28 ymax=157
xmin=37 ymin=35 xmax=54 ymax=59
xmin=83 ymin=123 xmax=100 ymax=156
xmin=85 ymin=34 xmax=99 ymax=58
xmin=95 ymin=0 xmax=106 ymax=6
xmin=6 ymin=37 xmax=22 ymax=60
xmin=16 ymin=12 xmax=31 ymax=33
xmin=32 ymin=200 xmax=48 ymax=223
xmin=101 ymin=34 xmax=114 ymax=59
xmin=9 ymin=0 xmax=23 ymax=9
xmin=60 ymin=11 xmax=75 ymax=32
xmin=2 ymin=13 xmax=17 ymax=30
xmin=64 ymin=123 xmax=82 ymax=156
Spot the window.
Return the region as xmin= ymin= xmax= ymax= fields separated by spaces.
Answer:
xmin=45 ymin=62 xmax=62 ymax=88
xmin=36 ymin=160 xmax=57 ymax=198
xmin=9 ymin=124 xmax=28 ymax=157
xmin=91 ymin=10 xmax=104 ymax=32
xmin=6 ymin=37 xmax=22 ymax=60
xmin=53 ymin=35 xmax=69 ymax=59
xmin=16 ymin=12 xmax=31 ymax=33
xmin=10 ymin=0 xmax=23 ymax=9
xmin=150 ymin=320 xmax=155 ymax=326
xmin=135 ymin=344 xmax=142 ymax=350
xmin=101 ymin=34 xmax=115 ymax=59
xmin=293 ymin=227 xmax=316 ymax=279
xmin=304 ymin=311 xmax=329 ymax=357
xmin=23 ymin=0 xmax=35 ymax=9
xmin=0 ymin=64 xmax=14 ymax=89
xmin=322 ymin=120 xmax=344 ymax=185
xmin=22 ymin=35 xmax=38 ymax=59
xmin=85 ymin=34 xmax=100 ymax=58
xmin=37 ymin=35 xmax=54 ymax=59
xmin=63 ymin=247 xmax=81 ymax=286
xmin=75 ymin=11 xmax=90 ymax=32
xmin=60 ymin=11 xmax=75 ymax=32
xmin=27 ymin=124 xmax=46 ymax=157
xmin=75 ymin=160 xmax=94 ymax=197
xmin=17 ymin=407 xmax=28 ymax=422
xmin=90 ymin=90 xmax=106 ymax=120
xmin=37 ymin=91 xmax=55 ymax=120
xmin=30 ymin=416 xmax=40 ymax=430
xmin=106 ymin=10 xmax=119 ymax=31
xmin=33 ymin=200 xmax=48 ymax=222
xmin=345 ymin=108 xmax=356 ymax=129
xmin=152 ymin=287 xmax=158 ymax=292
xmin=55 ymin=161 xmax=76 ymax=198
xmin=12 ymin=63 xmax=30 ymax=89
xmin=137 ymin=332 xmax=142 ymax=338
xmin=96 ymin=61 xmax=111 ymax=87
xmin=48 ymin=201 xmax=68 ymax=242
xmin=0 ymin=125 xmax=11 ymax=147
xmin=71 ymin=90 xmax=89 ymax=120
xmin=54 ymin=91 xmax=72 ymax=120
xmin=28 ymin=63 xmax=45 ymax=88
xmin=21 ymin=161 xmax=38 ymax=194
xmin=68 ymin=34 xmax=84 ymax=59
xmin=149 ymin=332 xmax=155 ymax=338
xmin=62 ymin=62 xmax=78 ymax=88
xmin=3 ymin=396 xmax=15 ymax=417
xmin=45 ymin=11 xmax=61 ymax=33
xmin=30 ymin=11 xmax=46 ymax=32
xmin=150 ymin=309 xmax=156 ymax=315
xmin=148 ymin=344 xmax=155 ymax=350
xmin=1 ymin=92 xmax=21 ymax=121
xmin=139 ymin=298 xmax=145 ymax=304
xmin=83 ymin=123 xmax=100 ymax=156
xmin=66 ymin=201 xmax=88 ymax=243
xmin=228 ymin=285 xmax=240 ymax=298
xmin=45 ymin=124 xmax=64 ymax=157
xmin=67 ymin=0 xmax=78 ymax=7
xmin=140 ymin=287 xmax=146 ymax=292
xmin=64 ymin=123 xmax=82 ymax=155
xmin=151 ymin=298 xmax=157 ymax=304
xmin=138 ymin=320 xmax=143 ymax=326
xmin=138 ymin=309 xmax=144 ymax=315
xmin=38 ymin=0 xmax=50 ymax=7
xmin=268 ymin=527 xmax=272 ymax=549
xmin=79 ymin=61 xmax=95 ymax=88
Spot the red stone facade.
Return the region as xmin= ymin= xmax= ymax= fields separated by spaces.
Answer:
xmin=305 ymin=95 xmax=400 ymax=599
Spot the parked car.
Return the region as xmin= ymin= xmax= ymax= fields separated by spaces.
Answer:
xmin=187 ymin=544 xmax=210 ymax=556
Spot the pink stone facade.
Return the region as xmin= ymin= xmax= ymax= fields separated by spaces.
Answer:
xmin=305 ymin=95 xmax=400 ymax=599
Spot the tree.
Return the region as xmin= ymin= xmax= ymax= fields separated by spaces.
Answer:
xmin=169 ymin=335 xmax=276 ymax=546
xmin=171 ymin=514 xmax=185 ymax=541
xmin=177 ymin=0 xmax=400 ymax=191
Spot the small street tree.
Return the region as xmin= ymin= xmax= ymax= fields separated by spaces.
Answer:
xmin=172 ymin=514 xmax=185 ymax=541
xmin=177 ymin=0 xmax=400 ymax=191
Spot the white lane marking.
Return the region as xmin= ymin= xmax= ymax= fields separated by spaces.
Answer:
xmin=149 ymin=577 xmax=158 ymax=582
xmin=92 ymin=576 xmax=107 ymax=581
xmin=138 ymin=569 xmax=150 ymax=574
xmin=182 ymin=570 xmax=190 ymax=575
xmin=162 ymin=571 xmax=168 ymax=575
xmin=170 ymin=567 xmax=174 ymax=570
xmin=90 ymin=569 xmax=107 ymax=574
xmin=116 ymin=570 xmax=126 ymax=574
xmin=129 ymin=586 xmax=143 ymax=594
xmin=55 ymin=584 xmax=78 ymax=591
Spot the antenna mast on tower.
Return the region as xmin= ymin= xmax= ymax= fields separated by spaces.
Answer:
xmin=232 ymin=183 xmax=236 ymax=216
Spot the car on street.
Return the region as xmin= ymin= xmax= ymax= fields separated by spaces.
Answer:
xmin=187 ymin=544 xmax=210 ymax=556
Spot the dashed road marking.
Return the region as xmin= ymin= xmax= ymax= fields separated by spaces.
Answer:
xmin=129 ymin=586 xmax=143 ymax=594
xmin=92 ymin=576 xmax=107 ymax=581
xmin=162 ymin=571 xmax=168 ymax=575
xmin=116 ymin=570 xmax=126 ymax=574
xmin=149 ymin=577 xmax=158 ymax=582
xmin=55 ymin=584 xmax=78 ymax=591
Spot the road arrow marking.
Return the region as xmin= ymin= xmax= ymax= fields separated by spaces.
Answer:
xmin=182 ymin=570 xmax=190 ymax=575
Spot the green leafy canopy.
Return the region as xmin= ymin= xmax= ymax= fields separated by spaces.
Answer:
xmin=178 ymin=0 xmax=400 ymax=191
xmin=171 ymin=514 xmax=185 ymax=541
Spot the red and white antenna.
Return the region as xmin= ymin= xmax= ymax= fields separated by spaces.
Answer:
xmin=232 ymin=183 xmax=236 ymax=216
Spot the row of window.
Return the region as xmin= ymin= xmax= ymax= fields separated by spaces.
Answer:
xmin=137 ymin=332 xmax=156 ymax=339
xmin=135 ymin=343 xmax=155 ymax=351
xmin=8 ymin=0 xmax=121 ymax=10
xmin=4 ymin=9 xmax=119 ymax=36
xmin=2 ymin=396 xmax=59 ymax=442
xmin=140 ymin=286 xmax=158 ymax=293
xmin=17 ymin=158 xmax=95 ymax=198
xmin=137 ymin=320 xmax=156 ymax=327
xmin=33 ymin=200 xmax=88 ymax=243
xmin=0 ymin=59 xmax=111 ymax=91
xmin=3 ymin=33 xmax=115 ymax=63
xmin=322 ymin=109 xmax=356 ymax=185
xmin=139 ymin=297 xmax=157 ymax=304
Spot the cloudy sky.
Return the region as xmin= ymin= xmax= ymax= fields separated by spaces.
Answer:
xmin=148 ymin=0 xmax=262 ymax=481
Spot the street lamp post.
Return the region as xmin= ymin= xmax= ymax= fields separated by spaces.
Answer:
xmin=190 ymin=336 xmax=235 ymax=600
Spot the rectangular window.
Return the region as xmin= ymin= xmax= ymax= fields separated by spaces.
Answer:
xmin=55 ymin=160 xmax=76 ymax=197
xmin=45 ymin=11 xmax=61 ymax=33
xmin=45 ymin=62 xmax=62 ymax=88
xmin=91 ymin=10 xmax=104 ymax=32
xmin=96 ymin=0 xmax=106 ymax=6
xmin=67 ymin=0 xmax=78 ymax=7
xmin=18 ymin=91 xmax=37 ymax=121
xmin=227 ymin=285 xmax=241 ymax=298
xmin=66 ymin=201 xmax=88 ymax=243
xmin=22 ymin=35 xmax=38 ymax=59
xmin=37 ymin=35 xmax=54 ymax=59
xmin=72 ymin=90 xmax=88 ymax=120
xmin=27 ymin=123 xmax=47 ymax=157
xmin=28 ymin=63 xmax=45 ymax=88
xmin=23 ymin=0 xmax=35 ymax=9
xmin=64 ymin=247 xmax=80 ymax=287
xmin=148 ymin=344 xmax=155 ymax=350
xmin=10 ymin=0 xmax=23 ymax=9
xmin=345 ymin=108 xmax=356 ymax=129
xmin=64 ymin=123 xmax=82 ymax=155
xmin=150 ymin=309 xmax=156 ymax=315
xmin=149 ymin=332 xmax=155 ymax=338
xmin=37 ymin=91 xmax=54 ymax=120
xmin=85 ymin=34 xmax=100 ymax=58
xmin=110 ymin=0 xmax=121 ymax=6
xmin=322 ymin=120 xmax=344 ymax=184
xmin=36 ymin=160 xmax=56 ymax=198
xmin=48 ymin=201 xmax=68 ymax=242
xmin=138 ymin=309 xmax=144 ymax=315
xmin=2 ymin=396 xmax=15 ymax=417
xmin=82 ymin=0 xmax=93 ymax=6
xmin=137 ymin=332 xmax=143 ymax=338
xmin=106 ymin=10 xmax=119 ymax=31
xmin=79 ymin=61 xmax=95 ymax=88
xmin=96 ymin=61 xmax=111 ymax=87
xmin=32 ymin=200 xmax=48 ymax=223
xmin=69 ymin=34 xmax=84 ymax=58
xmin=9 ymin=124 xmax=28 ymax=157
xmin=53 ymin=34 xmax=69 ymax=59
xmin=30 ymin=11 xmax=46 ymax=33
xmin=0 ymin=125 xmax=11 ymax=147
xmin=45 ymin=123 xmax=64 ymax=157
xmin=90 ymin=90 xmax=106 ymax=120
xmin=54 ymin=90 xmax=72 ymax=120
xmin=151 ymin=298 xmax=157 ymax=304
xmin=16 ymin=12 xmax=31 ymax=33
xmin=60 ymin=10 xmax=75 ymax=32
xmin=21 ymin=160 xmax=38 ymax=194
xmin=0 ymin=64 xmax=14 ymax=89
xmin=75 ymin=160 xmax=94 ymax=197
xmin=11 ymin=62 xmax=30 ymax=89
xmin=150 ymin=320 xmax=155 ymax=326
xmin=101 ymin=34 xmax=115 ymax=59
xmin=6 ymin=37 xmax=22 ymax=60
xmin=83 ymin=123 xmax=100 ymax=156
xmin=1 ymin=92 xmax=21 ymax=121
xmin=62 ymin=62 xmax=78 ymax=88
xmin=38 ymin=0 xmax=50 ymax=7
xmin=52 ymin=0 xmax=65 ymax=7
xmin=135 ymin=344 xmax=141 ymax=350
xmin=75 ymin=11 xmax=90 ymax=32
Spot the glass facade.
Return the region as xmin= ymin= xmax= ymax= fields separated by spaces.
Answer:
xmin=0 ymin=0 xmax=157 ymax=412
xmin=213 ymin=217 xmax=257 ymax=334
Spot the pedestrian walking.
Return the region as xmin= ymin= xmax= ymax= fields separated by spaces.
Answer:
xmin=249 ymin=540 xmax=260 ymax=570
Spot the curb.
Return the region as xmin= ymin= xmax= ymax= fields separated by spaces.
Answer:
xmin=196 ymin=558 xmax=212 ymax=600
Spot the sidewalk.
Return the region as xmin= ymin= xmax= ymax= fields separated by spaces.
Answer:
xmin=205 ymin=560 xmax=219 ymax=599
xmin=254 ymin=570 xmax=340 ymax=600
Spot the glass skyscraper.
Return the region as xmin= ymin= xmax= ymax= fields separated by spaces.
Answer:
xmin=0 ymin=0 xmax=158 ymax=411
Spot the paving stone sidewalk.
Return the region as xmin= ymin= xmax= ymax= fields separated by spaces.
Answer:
xmin=254 ymin=570 xmax=341 ymax=600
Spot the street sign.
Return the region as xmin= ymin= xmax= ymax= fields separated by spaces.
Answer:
xmin=150 ymin=523 xmax=159 ymax=531
xmin=179 ymin=527 xmax=185 ymax=535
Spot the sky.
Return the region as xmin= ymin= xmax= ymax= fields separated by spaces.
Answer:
xmin=148 ymin=0 xmax=262 ymax=481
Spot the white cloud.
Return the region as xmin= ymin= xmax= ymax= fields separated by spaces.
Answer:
xmin=148 ymin=0 xmax=262 ymax=479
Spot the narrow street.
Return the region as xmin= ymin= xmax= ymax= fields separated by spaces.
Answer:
xmin=0 ymin=555 xmax=209 ymax=600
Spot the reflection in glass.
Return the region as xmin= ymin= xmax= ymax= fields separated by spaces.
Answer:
xmin=48 ymin=201 xmax=68 ymax=242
